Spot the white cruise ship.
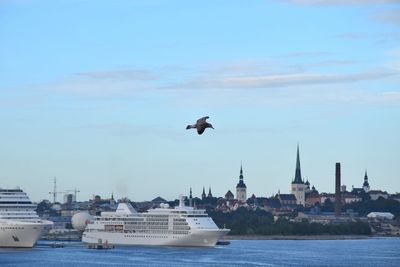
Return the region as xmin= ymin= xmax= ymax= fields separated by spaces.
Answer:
xmin=0 ymin=188 xmax=53 ymax=248
xmin=82 ymin=197 xmax=229 ymax=247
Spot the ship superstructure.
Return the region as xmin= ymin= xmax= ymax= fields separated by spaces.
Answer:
xmin=0 ymin=188 xmax=53 ymax=248
xmin=82 ymin=196 xmax=229 ymax=247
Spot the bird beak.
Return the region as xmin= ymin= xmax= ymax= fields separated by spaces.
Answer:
xmin=211 ymin=126 xmax=214 ymax=129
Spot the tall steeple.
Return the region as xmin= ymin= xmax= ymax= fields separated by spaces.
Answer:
xmin=189 ymin=187 xmax=193 ymax=207
xmin=363 ymin=169 xmax=370 ymax=192
xmin=236 ymin=164 xmax=246 ymax=189
xmin=236 ymin=163 xmax=247 ymax=202
xmin=291 ymin=144 xmax=306 ymax=206
xmin=293 ymin=144 xmax=303 ymax=184
xmin=363 ymin=170 xmax=369 ymax=185
xmin=201 ymin=186 xmax=206 ymax=199
xmin=207 ymin=186 xmax=213 ymax=198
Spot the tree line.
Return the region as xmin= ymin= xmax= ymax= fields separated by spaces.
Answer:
xmin=208 ymin=207 xmax=371 ymax=235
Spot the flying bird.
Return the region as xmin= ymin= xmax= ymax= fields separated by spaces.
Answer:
xmin=186 ymin=116 xmax=214 ymax=135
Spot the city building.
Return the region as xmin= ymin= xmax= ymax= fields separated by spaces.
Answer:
xmin=305 ymin=191 xmax=320 ymax=207
xmin=151 ymin=196 xmax=167 ymax=206
xmin=225 ymin=190 xmax=234 ymax=200
xmin=236 ymin=165 xmax=247 ymax=203
xmin=275 ymin=191 xmax=297 ymax=213
xmin=63 ymin=193 xmax=75 ymax=204
xmin=351 ymin=170 xmax=372 ymax=195
xmin=367 ymin=212 xmax=394 ymax=220
xmin=368 ymin=190 xmax=389 ymax=200
xmin=320 ymin=193 xmax=335 ymax=204
xmin=276 ymin=193 xmax=297 ymax=206
xmin=296 ymin=208 xmax=359 ymax=224
xmin=390 ymin=193 xmax=400 ymax=203
xmin=291 ymin=144 xmax=306 ymax=206
xmin=342 ymin=192 xmax=362 ymax=204
xmin=263 ymin=197 xmax=281 ymax=212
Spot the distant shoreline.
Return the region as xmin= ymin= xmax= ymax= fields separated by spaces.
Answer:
xmin=227 ymin=235 xmax=375 ymax=240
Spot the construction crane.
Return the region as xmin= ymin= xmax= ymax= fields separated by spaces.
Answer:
xmin=48 ymin=177 xmax=65 ymax=203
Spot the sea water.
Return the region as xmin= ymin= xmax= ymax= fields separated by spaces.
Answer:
xmin=0 ymin=238 xmax=399 ymax=266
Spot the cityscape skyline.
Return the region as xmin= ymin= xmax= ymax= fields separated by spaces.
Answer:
xmin=6 ymin=145 xmax=395 ymax=203
xmin=1 ymin=1 xmax=399 ymax=202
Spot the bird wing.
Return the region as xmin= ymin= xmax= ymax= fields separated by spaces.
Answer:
xmin=197 ymin=127 xmax=205 ymax=135
xmin=197 ymin=116 xmax=209 ymax=124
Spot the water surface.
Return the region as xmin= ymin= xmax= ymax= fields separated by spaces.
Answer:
xmin=0 ymin=238 xmax=399 ymax=266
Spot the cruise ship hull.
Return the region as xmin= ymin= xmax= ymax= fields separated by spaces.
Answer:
xmin=82 ymin=229 xmax=229 ymax=247
xmin=0 ymin=220 xmax=53 ymax=248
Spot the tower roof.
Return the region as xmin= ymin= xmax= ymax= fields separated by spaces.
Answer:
xmin=236 ymin=164 xmax=247 ymax=188
xmin=201 ymin=186 xmax=206 ymax=199
xmin=225 ymin=190 xmax=234 ymax=198
xmin=207 ymin=186 xmax=213 ymax=197
xmin=292 ymin=144 xmax=304 ymax=184
xmin=363 ymin=169 xmax=369 ymax=187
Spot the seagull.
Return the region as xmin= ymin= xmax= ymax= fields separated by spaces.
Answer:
xmin=186 ymin=116 xmax=214 ymax=135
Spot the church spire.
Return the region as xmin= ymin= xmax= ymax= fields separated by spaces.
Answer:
xmin=236 ymin=163 xmax=246 ymax=189
xmin=201 ymin=186 xmax=206 ymax=199
xmin=189 ymin=187 xmax=193 ymax=207
xmin=236 ymin=163 xmax=247 ymax=202
xmin=293 ymin=143 xmax=303 ymax=184
xmin=363 ymin=169 xmax=369 ymax=187
xmin=208 ymin=186 xmax=213 ymax=198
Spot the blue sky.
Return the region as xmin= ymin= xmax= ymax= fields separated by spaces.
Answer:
xmin=0 ymin=0 xmax=399 ymax=202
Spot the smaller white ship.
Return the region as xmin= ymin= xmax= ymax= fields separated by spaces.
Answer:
xmin=0 ymin=188 xmax=53 ymax=248
xmin=82 ymin=196 xmax=229 ymax=247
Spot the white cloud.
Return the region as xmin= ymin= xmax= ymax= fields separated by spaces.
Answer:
xmin=283 ymin=51 xmax=331 ymax=58
xmin=20 ymin=54 xmax=400 ymax=108
xmin=373 ymin=9 xmax=400 ymax=26
xmin=76 ymin=69 xmax=161 ymax=81
xmin=335 ymin=33 xmax=368 ymax=40
xmin=177 ymin=69 xmax=397 ymax=90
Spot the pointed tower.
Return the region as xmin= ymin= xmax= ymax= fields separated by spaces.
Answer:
xmin=363 ymin=170 xmax=370 ymax=193
xmin=291 ymin=144 xmax=306 ymax=206
xmin=207 ymin=186 xmax=213 ymax=198
xmin=293 ymin=144 xmax=303 ymax=184
xmin=110 ymin=192 xmax=115 ymax=204
xmin=201 ymin=186 xmax=206 ymax=200
xmin=236 ymin=164 xmax=247 ymax=202
xmin=189 ymin=187 xmax=193 ymax=207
